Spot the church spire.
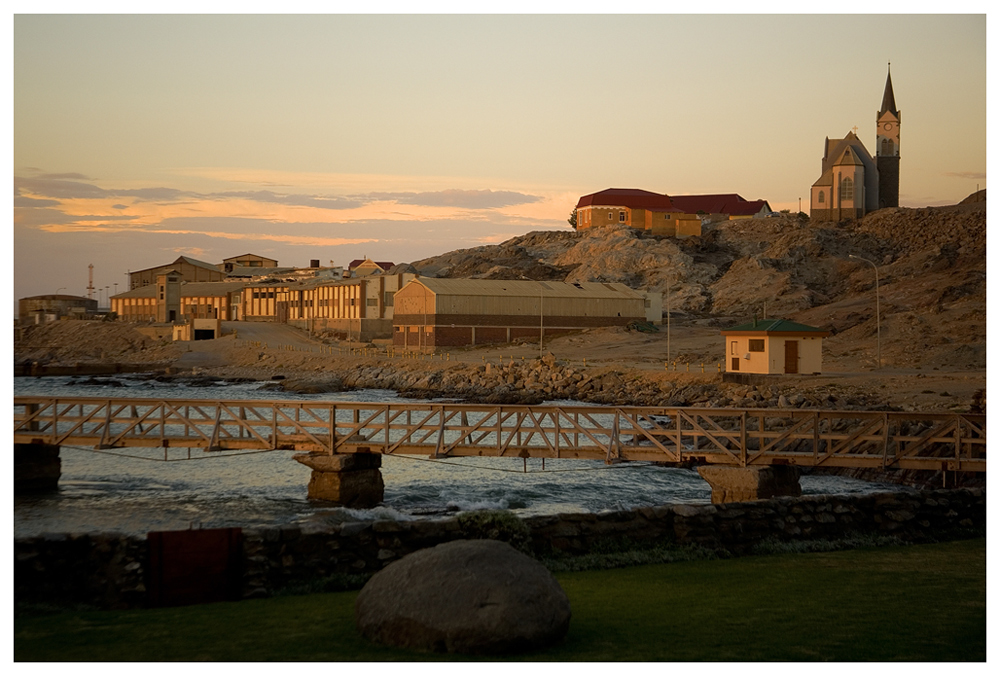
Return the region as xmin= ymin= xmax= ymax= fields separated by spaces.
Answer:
xmin=880 ymin=62 xmax=898 ymax=116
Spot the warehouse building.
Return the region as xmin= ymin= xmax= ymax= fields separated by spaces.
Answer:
xmin=111 ymin=275 xmax=247 ymax=323
xmin=18 ymin=294 xmax=99 ymax=324
xmin=128 ymin=256 xmax=228 ymax=290
xmin=392 ymin=278 xmax=651 ymax=350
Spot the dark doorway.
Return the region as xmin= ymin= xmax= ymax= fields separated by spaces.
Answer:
xmin=784 ymin=340 xmax=799 ymax=374
xmin=194 ymin=329 xmax=215 ymax=340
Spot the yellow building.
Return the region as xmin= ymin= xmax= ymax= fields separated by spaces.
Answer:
xmin=111 ymin=279 xmax=247 ymax=323
xmin=575 ymin=188 xmax=702 ymax=238
xmin=721 ymin=319 xmax=829 ymax=375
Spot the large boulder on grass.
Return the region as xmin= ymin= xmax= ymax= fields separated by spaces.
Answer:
xmin=355 ymin=539 xmax=571 ymax=654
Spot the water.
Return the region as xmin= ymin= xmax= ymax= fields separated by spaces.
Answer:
xmin=14 ymin=374 xmax=905 ymax=537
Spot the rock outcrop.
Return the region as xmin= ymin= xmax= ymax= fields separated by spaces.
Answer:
xmin=355 ymin=539 xmax=571 ymax=654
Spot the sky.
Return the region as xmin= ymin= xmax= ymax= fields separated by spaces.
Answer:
xmin=10 ymin=10 xmax=989 ymax=304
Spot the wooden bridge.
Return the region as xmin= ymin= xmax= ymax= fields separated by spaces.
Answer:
xmin=14 ymin=396 xmax=986 ymax=472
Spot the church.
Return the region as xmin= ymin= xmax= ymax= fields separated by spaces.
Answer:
xmin=810 ymin=66 xmax=900 ymax=221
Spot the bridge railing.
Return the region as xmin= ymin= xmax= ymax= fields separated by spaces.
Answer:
xmin=13 ymin=397 xmax=986 ymax=472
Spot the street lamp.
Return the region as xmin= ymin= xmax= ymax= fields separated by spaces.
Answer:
xmin=665 ymin=284 xmax=671 ymax=366
xmin=519 ymin=276 xmax=544 ymax=357
xmin=849 ymin=254 xmax=880 ymax=369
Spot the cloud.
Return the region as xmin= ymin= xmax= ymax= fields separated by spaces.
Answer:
xmin=37 ymin=172 xmax=92 ymax=180
xmin=210 ymin=190 xmax=363 ymax=210
xmin=943 ymin=171 xmax=986 ymax=180
xmin=113 ymin=187 xmax=189 ymax=201
xmin=367 ymin=189 xmax=542 ymax=209
xmin=15 ymin=176 xmax=192 ymax=202
xmin=16 ymin=208 xmax=140 ymax=229
xmin=112 ymin=204 xmax=129 ymax=210
xmin=15 ymin=176 xmax=109 ymax=199
xmin=14 ymin=196 xmax=60 ymax=208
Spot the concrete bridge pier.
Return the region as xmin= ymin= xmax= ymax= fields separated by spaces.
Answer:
xmin=15 ymin=443 xmax=62 ymax=494
xmin=293 ymin=451 xmax=384 ymax=507
xmin=697 ymin=465 xmax=801 ymax=504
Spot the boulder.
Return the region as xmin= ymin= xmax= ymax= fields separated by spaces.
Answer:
xmin=355 ymin=539 xmax=570 ymax=654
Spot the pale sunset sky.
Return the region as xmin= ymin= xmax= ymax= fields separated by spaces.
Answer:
xmin=10 ymin=8 xmax=989 ymax=303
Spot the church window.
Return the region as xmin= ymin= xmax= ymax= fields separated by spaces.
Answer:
xmin=881 ymin=138 xmax=894 ymax=156
xmin=818 ymin=191 xmax=825 ymax=204
xmin=840 ymin=177 xmax=854 ymax=201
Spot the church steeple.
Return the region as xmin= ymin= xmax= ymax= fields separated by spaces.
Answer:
xmin=876 ymin=63 xmax=900 ymax=208
xmin=879 ymin=63 xmax=898 ymax=116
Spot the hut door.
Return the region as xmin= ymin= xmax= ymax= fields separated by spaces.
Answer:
xmin=784 ymin=340 xmax=798 ymax=374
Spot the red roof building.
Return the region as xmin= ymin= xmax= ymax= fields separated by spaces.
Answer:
xmin=574 ymin=188 xmax=700 ymax=238
xmin=668 ymin=193 xmax=772 ymax=218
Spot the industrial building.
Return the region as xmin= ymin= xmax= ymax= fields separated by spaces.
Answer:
xmin=128 ymin=256 xmax=228 ymax=290
xmin=392 ymin=278 xmax=655 ymax=350
xmin=244 ymin=270 xmax=418 ymax=341
xmin=18 ymin=294 xmax=99 ymax=324
xmin=111 ymin=274 xmax=247 ymax=323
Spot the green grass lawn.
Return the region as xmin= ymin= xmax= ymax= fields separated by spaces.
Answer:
xmin=15 ymin=538 xmax=985 ymax=662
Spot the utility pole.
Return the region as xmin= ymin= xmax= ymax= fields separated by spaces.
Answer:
xmin=87 ymin=264 xmax=95 ymax=300
xmin=849 ymin=255 xmax=881 ymax=369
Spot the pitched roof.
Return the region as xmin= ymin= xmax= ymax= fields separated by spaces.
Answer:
xmin=880 ymin=65 xmax=898 ymax=116
xmin=835 ymin=145 xmax=864 ymax=166
xmin=669 ymin=193 xmax=770 ymax=216
xmin=404 ymin=277 xmax=643 ymax=300
xmin=576 ymin=188 xmax=680 ymax=212
xmin=222 ymin=253 xmax=278 ymax=263
xmin=113 ymin=280 xmax=247 ymax=299
xmin=349 ymin=259 xmax=394 ymax=271
xmin=821 ymin=132 xmax=872 ymax=174
xmin=720 ymin=319 xmax=829 ymax=336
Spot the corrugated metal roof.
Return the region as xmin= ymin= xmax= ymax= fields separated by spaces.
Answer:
xmin=113 ymin=280 xmax=247 ymax=299
xmin=407 ymin=277 xmax=642 ymax=300
xmin=721 ymin=319 xmax=828 ymax=334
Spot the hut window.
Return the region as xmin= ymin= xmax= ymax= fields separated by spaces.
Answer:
xmin=748 ymin=339 xmax=765 ymax=352
xmin=818 ymin=191 xmax=825 ymax=204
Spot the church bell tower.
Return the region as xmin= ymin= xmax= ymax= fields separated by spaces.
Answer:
xmin=876 ymin=64 xmax=900 ymax=208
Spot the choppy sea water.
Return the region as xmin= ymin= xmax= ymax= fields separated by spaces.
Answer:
xmin=14 ymin=375 xmax=906 ymax=537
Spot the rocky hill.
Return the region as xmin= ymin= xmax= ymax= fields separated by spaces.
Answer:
xmin=412 ymin=202 xmax=986 ymax=371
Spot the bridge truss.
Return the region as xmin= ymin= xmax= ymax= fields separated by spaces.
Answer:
xmin=13 ymin=397 xmax=986 ymax=472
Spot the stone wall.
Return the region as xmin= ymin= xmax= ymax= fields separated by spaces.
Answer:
xmin=14 ymin=488 xmax=985 ymax=610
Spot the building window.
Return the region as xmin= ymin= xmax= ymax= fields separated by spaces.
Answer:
xmin=749 ymin=339 xmax=765 ymax=352
xmin=840 ymin=177 xmax=854 ymax=201
xmin=818 ymin=191 xmax=825 ymax=204
xmin=366 ymin=298 xmax=378 ymax=307
xmin=384 ymin=292 xmax=394 ymax=306
xmin=608 ymin=212 xmax=613 ymax=220
xmin=619 ymin=211 xmax=626 ymax=222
